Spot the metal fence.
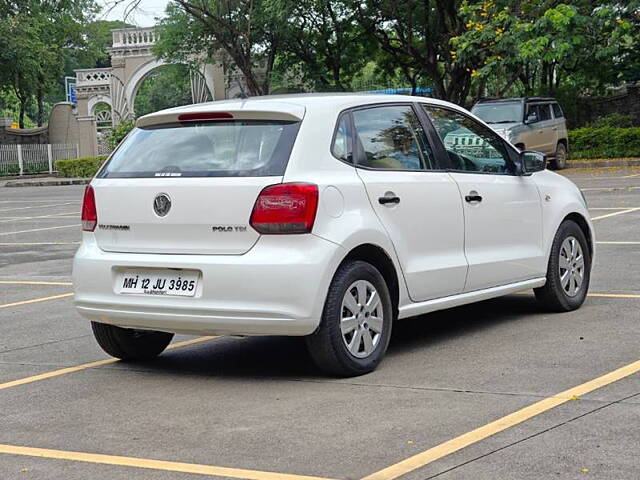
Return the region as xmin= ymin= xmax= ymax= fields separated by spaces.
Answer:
xmin=0 ymin=143 xmax=78 ymax=176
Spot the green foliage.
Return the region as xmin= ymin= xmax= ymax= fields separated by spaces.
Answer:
xmin=274 ymin=0 xmax=372 ymax=92
xmin=155 ymin=0 xmax=288 ymax=96
xmin=106 ymin=120 xmax=135 ymax=150
xmin=569 ymin=127 xmax=640 ymax=159
xmin=55 ymin=156 xmax=107 ymax=178
xmin=0 ymin=0 xmax=98 ymax=127
xmin=83 ymin=20 xmax=134 ymax=68
xmin=0 ymin=89 xmax=35 ymax=127
xmin=586 ymin=114 xmax=635 ymax=129
xmin=452 ymin=1 xmax=639 ymax=99
xmin=353 ymin=0 xmax=472 ymax=103
xmin=134 ymin=64 xmax=192 ymax=117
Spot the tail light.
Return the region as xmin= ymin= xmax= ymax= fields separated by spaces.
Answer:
xmin=81 ymin=185 xmax=97 ymax=231
xmin=250 ymin=183 xmax=319 ymax=234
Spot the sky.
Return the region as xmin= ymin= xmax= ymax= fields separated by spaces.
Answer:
xmin=99 ymin=0 xmax=170 ymax=27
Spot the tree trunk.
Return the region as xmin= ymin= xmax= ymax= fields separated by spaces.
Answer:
xmin=408 ymin=74 xmax=417 ymax=95
xmin=473 ymin=77 xmax=486 ymax=104
xmin=37 ymin=84 xmax=44 ymax=127
xmin=19 ymin=100 xmax=26 ymax=129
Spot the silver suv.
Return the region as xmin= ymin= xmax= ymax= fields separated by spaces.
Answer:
xmin=471 ymin=98 xmax=569 ymax=169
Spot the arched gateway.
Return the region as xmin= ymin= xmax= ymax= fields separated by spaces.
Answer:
xmin=74 ymin=27 xmax=226 ymax=128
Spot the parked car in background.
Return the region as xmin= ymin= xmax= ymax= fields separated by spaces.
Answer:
xmin=73 ymin=94 xmax=593 ymax=377
xmin=471 ymin=97 xmax=569 ymax=169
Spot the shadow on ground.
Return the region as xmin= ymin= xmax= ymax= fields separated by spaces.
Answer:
xmin=116 ymin=294 xmax=547 ymax=380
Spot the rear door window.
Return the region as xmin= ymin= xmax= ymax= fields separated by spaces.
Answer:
xmin=99 ymin=120 xmax=300 ymax=178
xmin=351 ymin=105 xmax=436 ymax=170
xmin=538 ymin=104 xmax=552 ymax=121
xmin=552 ymin=103 xmax=564 ymax=118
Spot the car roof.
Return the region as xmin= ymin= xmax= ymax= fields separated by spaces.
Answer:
xmin=136 ymin=93 xmax=465 ymax=128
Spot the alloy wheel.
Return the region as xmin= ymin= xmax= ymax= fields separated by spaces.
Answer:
xmin=556 ymin=145 xmax=567 ymax=168
xmin=340 ymin=280 xmax=384 ymax=358
xmin=559 ymin=236 xmax=585 ymax=297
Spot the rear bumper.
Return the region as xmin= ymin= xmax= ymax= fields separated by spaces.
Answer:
xmin=72 ymin=234 xmax=345 ymax=336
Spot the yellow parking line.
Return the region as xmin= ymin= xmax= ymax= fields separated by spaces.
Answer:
xmin=586 ymin=292 xmax=640 ymax=299
xmin=0 ymin=293 xmax=73 ymax=309
xmin=596 ymin=241 xmax=640 ymax=245
xmin=0 ymin=280 xmax=73 ymax=286
xmin=0 ymin=336 xmax=216 ymax=392
xmin=0 ymin=358 xmax=117 ymax=391
xmin=591 ymin=207 xmax=640 ymax=221
xmin=515 ymin=291 xmax=640 ymax=299
xmin=0 ymin=224 xmax=79 ymax=236
xmin=588 ymin=207 xmax=636 ymax=210
xmin=361 ymin=359 xmax=640 ymax=480
xmin=165 ymin=336 xmax=216 ymax=351
xmin=0 ymin=444 xmax=338 ymax=480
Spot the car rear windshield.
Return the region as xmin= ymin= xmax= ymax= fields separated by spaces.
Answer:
xmin=98 ymin=120 xmax=300 ymax=178
xmin=471 ymin=102 xmax=523 ymax=124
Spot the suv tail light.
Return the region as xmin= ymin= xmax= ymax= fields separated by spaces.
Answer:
xmin=81 ymin=185 xmax=97 ymax=231
xmin=250 ymin=183 xmax=319 ymax=234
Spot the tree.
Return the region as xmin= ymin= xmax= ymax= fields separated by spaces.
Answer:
xmin=0 ymin=14 xmax=42 ymax=127
xmin=275 ymin=0 xmax=373 ymax=92
xmin=451 ymin=0 xmax=640 ymax=99
xmin=134 ymin=64 xmax=192 ymax=116
xmin=353 ymin=0 xmax=475 ymax=104
xmin=155 ymin=0 xmax=289 ymax=96
xmin=0 ymin=0 xmax=97 ymax=127
xmin=71 ymin=20 xmax=134 ymax=70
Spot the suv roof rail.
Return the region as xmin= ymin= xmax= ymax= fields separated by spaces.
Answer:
xmin=475 ymin=96 xmax=557 ymax=104
xmin=475 ymin=97 xmax=519 ymax=103
xmin=523 ymin=97 xmax=556 ymax=103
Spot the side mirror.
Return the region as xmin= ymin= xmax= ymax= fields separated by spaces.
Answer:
xmin=525 ymin=113 xmax=538 ymax=124
xmin=521 ymin=150 xmax=546 ymax=174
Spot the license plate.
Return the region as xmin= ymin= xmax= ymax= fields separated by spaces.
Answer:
xmin=117 ymin=269 xmax=199 ymax=297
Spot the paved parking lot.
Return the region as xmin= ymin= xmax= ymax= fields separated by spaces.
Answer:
xmin=1 ymin=168 xmax=639 ymax=480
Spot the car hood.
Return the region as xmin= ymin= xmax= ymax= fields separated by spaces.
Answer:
xmin=486 ymin=122 xmax=521 ymax=136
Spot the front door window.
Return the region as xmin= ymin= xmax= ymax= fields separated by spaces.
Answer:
xmin=423 ymin=106 xmax=515 ymax=175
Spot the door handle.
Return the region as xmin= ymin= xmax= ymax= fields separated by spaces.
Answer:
xmin=378 ymin=195 xmax=400 ymax=205
xmin=465 ymin=191 xmax=482 ymax=203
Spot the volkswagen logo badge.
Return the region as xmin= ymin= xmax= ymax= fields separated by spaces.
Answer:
xmin=153 ymin=193 xmax=172 ymax=217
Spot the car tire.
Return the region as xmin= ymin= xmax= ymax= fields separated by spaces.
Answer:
xmin=534 ymin=220 xmax=591 ymax=312
xmin=306 ymin=260 xmax=393 ymax=377
xmin=551 ymin=143 xmax=567 ymax=170
xmin=91 ymin=322 xmax=174 ymax=360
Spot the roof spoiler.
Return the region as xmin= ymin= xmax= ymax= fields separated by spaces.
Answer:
xmin=136 ymin=102 xmax=305 ymax=128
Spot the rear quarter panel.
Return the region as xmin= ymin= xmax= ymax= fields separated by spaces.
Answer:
xmin=282 ymin=105 xmax=412 ymax=309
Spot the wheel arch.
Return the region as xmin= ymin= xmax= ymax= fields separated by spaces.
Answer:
xmin=563 ymin=212 xmax=593 ymax=258
xmin=339 ymin=244 xmax=400 ymax=320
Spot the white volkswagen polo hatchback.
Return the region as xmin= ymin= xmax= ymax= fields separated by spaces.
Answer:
xmin=73 ymin=94 xmax=594 ymax=376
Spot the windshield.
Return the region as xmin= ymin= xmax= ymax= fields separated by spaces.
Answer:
xmin=98 ymin=120 xmax=300 ymax=178
xmin=471 ymin=102 xmax=523 ymax=124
